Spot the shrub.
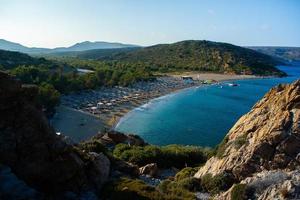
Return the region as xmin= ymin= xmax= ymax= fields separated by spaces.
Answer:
xmin=102 ymin=178 xmax=163 ymax=200
xmin=231 ymin=184 xmax=247 ymax=200
xmin=215 ymin=136 xmax=229 ymax=158
xmin=160 ymin=145 xmax=211 ymax=168
xmin=113 ymin=144 xmax=213 ymax=168
xmin=113 ymin=144 xmax=161 ymax=166
xmin=157 ymin=178 xmax=198 ymax=199
xmin=176 ymin=177 xmax=201 ymax=192
xmin=175 ymin=167 xmax=199 ymax=181
xmin=102 ymin=177 xmax=196 ymax=200
xmin=233 ymin=134 xmax=247 ymax=149
xmin=78 ymin=139 xmax=108 ymax=155
xmin=201 ymin=173 xmax=235 ymax=194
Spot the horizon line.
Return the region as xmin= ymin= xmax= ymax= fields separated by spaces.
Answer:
xmin=1 ymin=38 xmax=300 ymax=49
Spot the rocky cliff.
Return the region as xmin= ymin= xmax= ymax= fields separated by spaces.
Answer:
xmin=195 ymin=80 xmax=300 ymax=199
xmin=0 ymin=72 xmax=110 ymax=199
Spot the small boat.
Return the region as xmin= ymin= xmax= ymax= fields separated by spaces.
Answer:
xmin=228 ymin=83 xmax=239 ymax=87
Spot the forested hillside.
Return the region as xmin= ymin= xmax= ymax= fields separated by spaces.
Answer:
xmin=102 ymin=40 xmax=285 ymax=76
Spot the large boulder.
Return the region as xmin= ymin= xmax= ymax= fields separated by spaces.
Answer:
xmin=195 ymin=80 xmax=300 ymax=181
xmin=0 ymin=72 xmax=110 ymax=197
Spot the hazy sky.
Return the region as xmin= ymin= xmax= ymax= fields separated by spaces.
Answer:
xmin=1 ymin=0 xmax=299 ymax=48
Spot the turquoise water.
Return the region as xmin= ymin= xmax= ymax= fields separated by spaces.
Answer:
xmin=115 ymin=63 xmax=300 ymax=147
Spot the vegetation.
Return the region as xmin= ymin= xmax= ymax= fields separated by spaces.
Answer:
xmin=37 ymin=83 xmax=60 ymax=113
xmin=158 ymin=178 xmax=198 ymax=199
xmin=101 ymin=40 xmax=286 ymax=76
xmin=230 ymin=184 xmax=248 ymax=200
xmin=200 ymin=172 xmax=235 ymax=194
xmin=0 ymin=49 xmax=52 ymax=69
xmin=48 ymin=47 xmax=141 ymax=59
xmin=214 ymin=136 xmax=229 ymax=158
xmin=77 ymin=139 xmax=108 ymax=155
xmin=156 ymin=167 xmax=201 ymax=199
xmin=102 ymin=178 xmax=165 ymax=200
xmin=233 ymin=134 xmax=248 ymax=149
xmin=113 ymin=144 xmax=213 ymax=168
xmin=0 ymin=50 xmax=153 ymax=113
xmin=102 ymin=177 xmax=199 ymax=200
xmin=175 ymin=167 xmax=199 ymax=181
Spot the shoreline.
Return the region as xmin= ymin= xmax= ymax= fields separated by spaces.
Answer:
xmin=57 ymin=73 xmax=263 ymax=133
xmin=112 ymin=74 xmax=267 ymax=130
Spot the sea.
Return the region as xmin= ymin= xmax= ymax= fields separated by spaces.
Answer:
xmin=114 ymin=63 xmax=300 ymax=147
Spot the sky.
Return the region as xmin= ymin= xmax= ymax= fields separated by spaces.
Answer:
xmin=0 ymin=0 xmax=299 ymax=48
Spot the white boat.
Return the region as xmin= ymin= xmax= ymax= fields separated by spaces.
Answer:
xmin=228 ymin=83 xmax=239 ymax=87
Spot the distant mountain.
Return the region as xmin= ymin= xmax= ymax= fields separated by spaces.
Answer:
xmin=248 ymin=46 xmax=300 ymax=61
xmin=52 ymin=41 xmax=138 ymax=52
xmin=0 ymin=39 xmax=51 ymax=54
xmin=102 ymin=40 xmax=285 ymax=76
xmin=0 ymin=39 xmax=27 ymax=51
xmin=0 ymin=39 xmax=139 ymax=54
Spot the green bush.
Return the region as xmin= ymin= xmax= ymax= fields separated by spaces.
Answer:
xmin=175 ymin=167 xmax=199 ymax=181
xmin=113 ymin=144 xmax=213 ymax=168
xmin=78 ymin=139 xmax=108 ymax=155
xmin=157 ymin=178 xmax=198 ymax=199
xmin=102 ymin=178 xmax=163 ymax=200
xmin=175 ymin=177 xmax=201 ymax=192
xmin=233 ymin=134 xmax=247 ymax=149
xmin=231 ymin=184 xmax=247 ymax=200
xmin=102 ymin=177 xmax=196 ymax=200
xmin=38 ymin=83 xmax=60 ymax=113
xmin=201 ymin=173 xmax=235 ymax=194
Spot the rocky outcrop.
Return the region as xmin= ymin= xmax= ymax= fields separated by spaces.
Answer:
xmin=219 ymin=170 xmax=300 ymax=200
xmin=0 ymin=72 xmax=110 ymax=197
xmin=89 ymin=131 xmax=147 ymax=148
xmin=195 ymin=80 xmax=300 ymax=180
xmin=139 ymin=163 xmax=158 ymax=177
xmin=194 ymin=80 xmax=300 ymax=198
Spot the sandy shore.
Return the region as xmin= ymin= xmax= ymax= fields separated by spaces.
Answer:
xmin=59 ymin=73 xmax=259 ymax=130
xmin=169 ymin=72 xmax=257 ymax=81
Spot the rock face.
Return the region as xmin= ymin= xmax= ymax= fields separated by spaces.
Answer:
xmin=194 ymin=80 xmax=300 ymax=199
xmin=195 ymin=80 xmax=300 ymax=199
xmin=0 ymin=72 xmax=110 ymax=197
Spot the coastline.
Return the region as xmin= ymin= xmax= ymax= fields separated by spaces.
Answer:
xmin=56 ymin=73 xmax=261 ymax=133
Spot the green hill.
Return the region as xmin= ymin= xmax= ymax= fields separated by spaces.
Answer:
xmin=104 ymin=40 xmax=285 ymax=76
xmin=47 ymin=47 xmax=140 ymax=59
xmin=0 ymin=50 xmax=51 ymax=69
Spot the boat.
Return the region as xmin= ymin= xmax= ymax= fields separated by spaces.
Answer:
xmin=228 ymin=83 xmax=239 ymax=87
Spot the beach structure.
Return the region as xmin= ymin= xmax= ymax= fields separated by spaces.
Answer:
xmin=90 ymin=106 xmax=97 ymax=114
xmin=97 ymin=102 xmax=104 ymax=108
xmin=181 ymin=76 xmax=193 ymax=84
